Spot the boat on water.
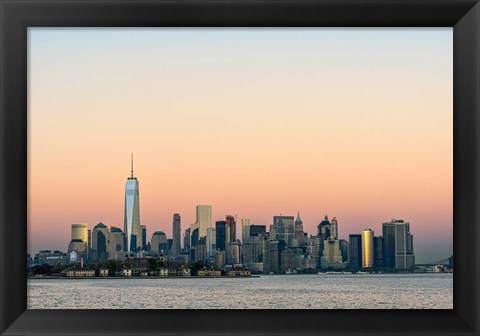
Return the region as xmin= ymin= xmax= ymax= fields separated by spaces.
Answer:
xmin=317 ymin=271 xmax=353 ymax=275
xmin=285 ymin=269 xmax=297 ymax=275
xmin=356 ymin=271 xmax=370 ymax=275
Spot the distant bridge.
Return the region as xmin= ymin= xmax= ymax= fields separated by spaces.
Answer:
xmin=416 ymin=257 xmax=451 ymax=266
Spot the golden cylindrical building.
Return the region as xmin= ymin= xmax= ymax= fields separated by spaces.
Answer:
xmin=71 ymin=223 xmax=89 ymax=243
xmin=361 ymin=228 xmax=374 ymax=268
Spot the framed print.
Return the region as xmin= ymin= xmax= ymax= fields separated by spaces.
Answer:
xmin=1 ymin=0 xmax=479 ymax=335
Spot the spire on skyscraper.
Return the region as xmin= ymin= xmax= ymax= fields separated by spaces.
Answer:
xmin=295 ymin=210 xmax=302 ymax=224
xmin=131 ymin=152 xmax=134 ymax=178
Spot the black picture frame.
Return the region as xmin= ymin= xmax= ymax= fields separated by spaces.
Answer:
xmin=1 ymin=0 xmax=479 ymax=335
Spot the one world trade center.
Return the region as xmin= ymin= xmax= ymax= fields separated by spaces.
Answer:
xmin=124 ymin=154 xmax=141 ymax=252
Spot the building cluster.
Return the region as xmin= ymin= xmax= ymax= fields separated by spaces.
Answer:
xmin=47 ymin=261 xmax=251 ymax=278
xmin=29 ymin=156 xmax=420 ymax=274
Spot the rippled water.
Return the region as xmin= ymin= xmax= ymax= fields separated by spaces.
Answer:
xmin=28 ymin=273 xmax=452 ymax=309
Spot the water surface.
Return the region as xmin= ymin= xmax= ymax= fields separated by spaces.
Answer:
xmin=27 ymin=273 xmax=453 ymax=309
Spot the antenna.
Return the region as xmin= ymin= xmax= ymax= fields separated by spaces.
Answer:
xmin=131 ymin=153 xmax=134 ymax=178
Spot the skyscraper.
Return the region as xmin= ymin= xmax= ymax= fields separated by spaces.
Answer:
xmin=382 ymin=219 xmax=415 ymax=270
xmin=196 ymin=205 xmax=212 ymax=238
xmin=362 ymin=228 xmax=374 ymax=268
xmin=241 ymin=218 xmax=251 ymax=244
xmin=268 ymin=240 xmax=280 ymax=273
xmin=321 ymin=236 xmax=344 ymax=268
xmin=348 ymin=234 xmax=362 ymax=269
xmin=373 ymin=236 xmax=383 ymax=268
xmin=151 ymin=231 xmax=168 ymax=255
xmin=92 ymin=223 xmax=109 ymax=261
xmin=394 ymin=221 xmax=415 ymax=270
xmin=108 ymin=227 xmax=125 ymax=257
xmin=124 ymin=154 xmax=141 ymax=252
xmin=69 ymin=223 xmax=88 ymax=257
xmin=172 ymin=213 xmax=181 ymax=258
xmin=71 ymin=223 xmax=88 ymax=243
xmin=226 ymin=215 xmax=236 ymax=243
xmin=294 ymin=211 xmax=304 ymax=245
xmin=227 ymin=241 xmax=241 ymax=264
xmin=141 ymin=225 xmax=147 ymax=251
xmin=215 ymin=220 xmax=227 ymax=251
xmin=330 ymin=217 xmax=338 ymax=239
xmin=382 ymin=221 xmax=396 ymax=269
xmin=206 ymin=227 xmax=216 ymax=258
xmin=317 ymin=215 xmax=331 ymax=256
xmin=339 ymin=239 xmax=349 ymax=263
xmin=190 ymin=227 xmax=199 ymax=261
xmin=273 ymin=215 xmax=295 ymax=246
xmin=250 ymin=225 xmax=267 ymax=237
xmin=183 ymin=228 xmax=191 ymax=253
xmin=317 ymin=215 xmax=331 ymax=241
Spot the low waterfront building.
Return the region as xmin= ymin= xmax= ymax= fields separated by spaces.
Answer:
xmin=197 ymin=266 xmax=222 ymax=277
xmin=116 ymin=267 xmax=133 ymax=277
xmin=124 ymin=258 xmax=149 ymax=275
xmin=62 ymin=266 xmax=96 ymax=277
xmin=158 ymin=266 xmax=192 ymax=277
xmin=227 ymin=266 xmax=251 ymax=277
xmin=97 ymin=269 xmax=109 ymax=277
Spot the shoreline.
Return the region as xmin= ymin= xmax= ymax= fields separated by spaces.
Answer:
xmin=27 ymin=273 xmax=451 ymax=280
xmin=28 ymin=275 xmax=261 ymax=280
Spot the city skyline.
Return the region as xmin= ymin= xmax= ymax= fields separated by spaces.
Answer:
xmin=32 ymin=157 xmax=432 ymax=268
xmin=28 ymin=28 xmax=452 ymax=264
xmin=27 ymin=154 xmax=450 ymax=264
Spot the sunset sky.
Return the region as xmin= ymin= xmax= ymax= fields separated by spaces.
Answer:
xmin=28 ymin=28 xmax=453 ymax=263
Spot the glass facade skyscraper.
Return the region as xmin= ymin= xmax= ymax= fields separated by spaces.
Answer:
xmin=124 ymin=154 xmax=141 ymax=252
xmin=382 ymin=219 xmax=415 ymax=270
xmin=215 ymin=220 xmax=226 ymax=251
xmin=348 ymin=234 xmax=362 ymax=269
xmin=196 ymin=205 xmax=212 ymax=238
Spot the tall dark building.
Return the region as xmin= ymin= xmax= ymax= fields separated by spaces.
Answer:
xmin=374 ymin=236 xmax=383 ymax=268
xmin=190 ymin=227 xmax=199 ymax=261
xmin=196 ymin=237 xmax=207 ymax=262
xmin=92 ymin=223 xmax=108 ymax=261
xmin=268 ymin=240 xmax=280 ymax=273
xmin=250 ymin=224 xmax=267 ymax=237
xmin=382 ymin=222 xmax=396 ymax=269
xmin=339 ymin=239 xmax=349 ymax=263
xmin=382 ymin=219 xmax=415 ymax=270
xmin=317 ymin=215 xmax=331 ymax=255
xmin=273 ymin=216 xmax=295 ymax=246
xmin=317 ymin=215 xmax=331 ymax=240
xmin=141 ymin=225 xmax=147 ymax=250
xmin=348 ymin=234 xmax=362 ymax=269
xmin=172 ymin=213 xmax=181 ymax=257
xmin=226 ymin=215 xmax=236 ymax=243
xmin=130 ymin=235 xmax=137 ymax=252
xmin=87 ymin=229 xmax=92 ymax=260
xmin=216 ymin=221 xmax=227 ymax=250
xmin=183 ymin=228 xmax=190 ymax=253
